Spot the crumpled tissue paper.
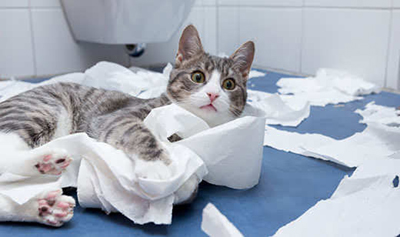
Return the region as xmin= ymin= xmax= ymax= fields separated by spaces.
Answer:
xmin=0 ymin=133 xmax=207 ymax=224
xmin=356 ymin=101 xmax=400 ymax=128
xmin=264 ymin=122 xmax=400 ymax=168
xmin=201 ymin=203 xmax=244 ymax=237
xmin=277 ymin=68 xmax=380 ymax=107
xmin=273 ymin=152 xmax=400 ymax=237
xmin=0 ymin=73 xmax=85 ymax=102
xmin=144 ymin=103 xmax=266 ymax=189
xmin=264 ymin=100 xmax=400 ymax=168
xmin=246 ymin=90 xmax=310 ymax=127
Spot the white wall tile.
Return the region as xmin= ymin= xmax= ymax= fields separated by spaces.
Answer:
xmin=217 ymin=0 xmax=239 ymax=5
xmin=0 ymin=9 xmax=35 ymax=78
xmin=239 ymin=8 xmax=302 ymax=72
xmin=302 ymin=9 xmax=390 ymax=86
xmin=218 ymin=0 xmax=302 ymax=7
xmin=0 ymin=0 xmax=28 ymax=8
xmin=394 ymin=0 xmax=400 ymax=8
xmin=31 ymin=9 xmax=128 ymax=76
xmin=304 ymin=0 xmax=391 ymax=8
xmin=195 ymin=0 xmax=217 ymax=6
xmin=130 ymin=6 xmax=217 ymax=66
xmin=386 ymin=10 xmax=400 ymax=89
xmin=201 ymin=7 xmax=217 ymax=54
xmin=30 ymin=0 xmax=61 ymax=8
xmin=186 ymin=6 xmax=217 ymax=55
xmin=218 ymin=6 xmax=240 ymax=55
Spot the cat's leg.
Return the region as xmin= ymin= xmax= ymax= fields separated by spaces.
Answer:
xmin=0 ymin=132 xmax=72 ymax=177
xmin=0 ymin=189 xmax=75 ymax=227
xmin=167 ymin=135 xmax=200 ymax=204
xmin=94 ymin=115 xmax=200 ymax=202
xmin=94 ymin=116 xmax=172 ymax=180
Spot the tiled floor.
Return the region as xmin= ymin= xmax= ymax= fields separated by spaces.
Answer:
xmin=1 ymin=69 xmax=399 ymax=236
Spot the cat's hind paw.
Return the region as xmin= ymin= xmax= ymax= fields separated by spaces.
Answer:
xmin=37 ymin=190 xmax=75 ymax=227
xmin=34 ymin=149 xmax=72 ymax=175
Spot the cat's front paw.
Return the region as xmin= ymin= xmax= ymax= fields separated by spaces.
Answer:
xmin=37 ymin=190 xmax=75 ymax=227
xmin=34 ymin=149 xmax=72 ymax=175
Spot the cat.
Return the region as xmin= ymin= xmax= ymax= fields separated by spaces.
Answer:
xmin=0 ymin=25 xmax=255 ymax=227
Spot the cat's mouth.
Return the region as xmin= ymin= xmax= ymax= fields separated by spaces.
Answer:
xmin=200 ymin=104 xmax=217 ymax=112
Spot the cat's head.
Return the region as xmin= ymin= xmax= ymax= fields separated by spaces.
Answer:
xmin=167 ymin=25 xmax=255 ymax=127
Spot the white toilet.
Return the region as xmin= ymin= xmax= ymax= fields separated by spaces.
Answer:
xmin=61 ymin=0 xmax=195 ymax=45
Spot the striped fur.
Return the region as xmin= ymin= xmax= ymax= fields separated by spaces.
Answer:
xmin=0 ymin=82 xmax=171 ymax=163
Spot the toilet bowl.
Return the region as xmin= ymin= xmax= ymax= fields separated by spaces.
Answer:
xmin=61 ymin=0 xmax=195 ymax=44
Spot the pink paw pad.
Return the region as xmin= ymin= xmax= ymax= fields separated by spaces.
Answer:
xmin=38 ymin=190 xmax=75 ymax=227
xmin=35 ymin=151 xmax=72 ymax=175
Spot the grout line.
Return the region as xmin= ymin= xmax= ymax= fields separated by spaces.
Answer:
xmin=27 ymin=0 xmax=38 ymax=77
xmin=299 ymin=0 xmax=305 ymax=74
xmin=383 ymin=7 xmax=394 ymax=88
xmin=237 ymin=4 xmax=241 ymax=50
xmin=216 ymin=1 xmax=219 ymax=54
xmin=0 ymin=6 xmax=29 ymax=9
xmin=217 ymin=5 xmax=393 ymax=10
xmin=218 ymin=5 xmax=302 ymax=8
xmin=397 ymin=50 xmax=400 ymax=90
xmin=0 ymin=6 xmax=61 ymax=9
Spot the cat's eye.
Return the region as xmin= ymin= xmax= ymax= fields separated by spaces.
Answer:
xmin=191 ymin=71 xmax=205 ymax=84
xmin=222 ymin=78 xmax=236 ymax=90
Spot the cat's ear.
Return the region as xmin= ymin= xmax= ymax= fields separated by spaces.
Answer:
xmin=176 ymin=25 xmax=204 ymax=66
xmin=230 ymin=41 xmax=255 ymax=79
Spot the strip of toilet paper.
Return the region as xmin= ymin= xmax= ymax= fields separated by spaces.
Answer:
xmin=355 ymin=101 xmax=400 ymax=127
xmin=201 ymin=203 xmax=244 ymax=237
xmin=264 ymin=122 xmax=400 ymax=168
xmin=277 ymin=68 xmax=380 ymax=107
xmin=264 ymin=102 xmax=400 ymax=168
xmin=273 ymin=152 xmax=400 ymax=237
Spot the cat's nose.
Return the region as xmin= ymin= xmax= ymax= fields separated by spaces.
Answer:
xmin=207 ymin=93 xmax=219 ymax=103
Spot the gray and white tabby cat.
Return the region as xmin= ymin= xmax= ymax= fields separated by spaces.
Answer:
xmin=0 ymin=25 xmax=254 ymax=227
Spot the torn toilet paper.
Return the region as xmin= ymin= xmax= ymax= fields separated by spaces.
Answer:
xmin=144 ymin=104 xmax=266 ymax=189
xmin=273 ymin=152 xmax=400 ymax=237
xmin=84 ymin=62 xmax=171 ymax=99
xmin=0 ymin=133 xmax=207 ymax=224
xmin=247 ymin=90 xmax=310 ymax=127
xmin=248 ymin=70 xmax=266 ymax=79
xmin=263 ymin=101 xmax=400 ymax=167
xmin=0 ymin=73 xmax=85 ymax=102
xmin=264 ymin=122 xmax=400 ymax=168
xmin=277 ymin=68 xmax=380 ymax=107
xmin=201 ymin=203 xmax=244 ymax=237
xmin=356 ymin=102 xmax=400 ymax=128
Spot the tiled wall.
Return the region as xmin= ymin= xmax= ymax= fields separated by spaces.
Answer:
xmin=1 ymin=0 xmax=399 ymax=89
xmin=0 ymin=0 xmax=129 ymax=79
xmin=134 ymin=0 xmax=400 ymax=89
xmin=130 ymin=0 xmax=218 ymax=67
